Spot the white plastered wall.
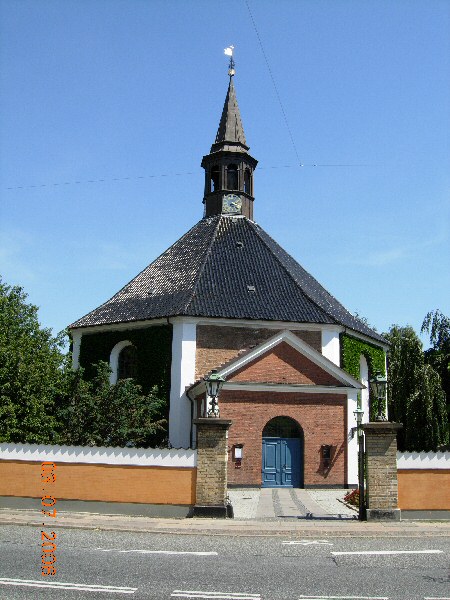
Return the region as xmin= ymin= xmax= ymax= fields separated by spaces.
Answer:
xmin=346 ymin=356 xmax=369 ymax=487
xmin=321 ymin=328 xmax=341 ymax=366
xmin=169 ymin=319 xmax=197 ymax=449
xmin=71 ymin=330 xmax=82 ymax=369
xmin=347 ymin=389 xmax=359 ymax=487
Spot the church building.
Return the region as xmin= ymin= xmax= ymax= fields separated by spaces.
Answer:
xmin=69 ymin=57 xmax=387 ymax=490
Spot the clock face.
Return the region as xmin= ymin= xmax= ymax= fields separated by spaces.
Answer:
xmin=222 ymin=194 xmax=242 ymax=214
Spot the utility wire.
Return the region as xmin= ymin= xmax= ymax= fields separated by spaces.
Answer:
xmin=3 ymin=163 xmax=370 ymax=192
xmin=245 ymin=0 xmax=303 ymax=166
xmin=4 ymin=4 xmax=369 ymax=194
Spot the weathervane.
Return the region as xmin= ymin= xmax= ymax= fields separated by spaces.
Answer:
xmin=224 ymin=45 xmax=235 ymax=76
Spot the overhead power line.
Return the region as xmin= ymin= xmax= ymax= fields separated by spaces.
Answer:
xmin=3 ymin=163 xmax=370 ymax=192
xmin=245 ymin=0 xmax=302 ymax=165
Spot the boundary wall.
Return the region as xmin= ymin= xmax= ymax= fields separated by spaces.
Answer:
xmin=0 ymin=443 xmax=197 ymax=510
xmin=397 ymin=451 xmax=450 ymax=512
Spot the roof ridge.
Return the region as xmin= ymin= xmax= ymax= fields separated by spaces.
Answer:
xmin=181 ymin=216 xmax=222 ymax=314
xmin=248 ymin=220 xmax=338 ymax=325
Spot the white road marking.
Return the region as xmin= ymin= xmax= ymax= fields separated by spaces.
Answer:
xmin=171 ymin=591 xmax=260 ymax=600
xmin=0 ymin=578 xmax=136 ymax=594
xmin=283 ymin=539 xmax=333 ymax=546
xmin=331 ymin=550 xmax=443 ymax=556
xmin=298 ymin=596 xmax=389 ymax=599
xmin=96 ymin=547 xmax=218 ymax=556
xmin=424 ymin=598 xmax=450 ymax=599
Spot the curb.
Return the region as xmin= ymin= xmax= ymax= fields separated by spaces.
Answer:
xmin=1 ymin=510 xmax=449 ymax=537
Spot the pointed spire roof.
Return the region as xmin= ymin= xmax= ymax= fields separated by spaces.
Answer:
xmin=212 ymin=76 xmax=247 ymax=150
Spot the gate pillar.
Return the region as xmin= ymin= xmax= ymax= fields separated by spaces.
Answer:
xmin=362 ymin=422 xmax=403 ymax=521
xmin=192 ymin=418 xmax=232 ymax=518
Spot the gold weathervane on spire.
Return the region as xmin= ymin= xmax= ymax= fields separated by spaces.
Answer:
xmin=224 ymin=46 xmax=235 ymax=76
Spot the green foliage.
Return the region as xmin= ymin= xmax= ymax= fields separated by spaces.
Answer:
xmin=421 ymin=309 xmax=450 ymax=419
xmin=422 ymin=310 xmax=450 ymax=352
xmin=384 ymin=324 xmax=448 ymax=451
xmin=341 ymin=334 xmax=386 ymax=379
xmin=0 ymin=279 xmax=65 ymax=443
xmin=55 ymin=361 xmax=167 ymax=448
xmin=79 ymin=327 xmax=172 ymax=397
xmin=406 ymin=364 xmax=447 ymax=452
xmin=340 ymin=334 xmax=386 ymax=419
xmin=0 ymin=278 xmax=170 ymax=448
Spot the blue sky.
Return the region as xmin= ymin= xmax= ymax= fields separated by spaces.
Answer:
xmin=1 ymin=0 xmax=449 ymax=347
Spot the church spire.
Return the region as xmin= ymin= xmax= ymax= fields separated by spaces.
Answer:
xmin=214 ymin=75 xmax=247 ymax=148
xmin=201 ymin=47 xmax=258 ymax=220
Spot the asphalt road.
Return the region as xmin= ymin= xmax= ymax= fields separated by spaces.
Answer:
xmin=0 ymin=524 xmax=449 ymax=599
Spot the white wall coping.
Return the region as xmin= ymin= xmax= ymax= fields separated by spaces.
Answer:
xmin=0 ymin=443 xmax=197 ymax=468
xmin=397 ymin=451 xmax=450 ymax=470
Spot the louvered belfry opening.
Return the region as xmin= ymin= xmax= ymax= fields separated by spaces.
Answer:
xmin=201 ymin=73 xmax=257 ymax=220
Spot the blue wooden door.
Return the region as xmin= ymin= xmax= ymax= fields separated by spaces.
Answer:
xmin=262 ymin=438 xmax=302 ymax=487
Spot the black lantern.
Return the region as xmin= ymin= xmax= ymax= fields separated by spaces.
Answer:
xmin=370 ymin=371 xmax=387 ymax=421
xmin=203 ymin=369 xmax=225 ymax=417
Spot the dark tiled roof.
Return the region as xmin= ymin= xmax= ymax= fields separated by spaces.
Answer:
xmin=70 ymin=215 xmax=384 ymax=343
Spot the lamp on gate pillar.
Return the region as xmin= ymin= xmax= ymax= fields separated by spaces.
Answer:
xmin=353 ymin=405 xmax=365 ymax=521
xmin=203 ymin=369 xmax=225 ymax=417
xmin=370 ymin=371 xmax=388 ymax=422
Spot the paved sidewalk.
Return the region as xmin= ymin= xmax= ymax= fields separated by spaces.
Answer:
xmin=0 ymin=488 xmax=450 ymax=538
xmin=0 ymin=487 xmax=449 ymax=538
xmin=0 ymin=506 xmax=448 ymax=537
xmin=228 ymin=488 xmax=357 ymax=520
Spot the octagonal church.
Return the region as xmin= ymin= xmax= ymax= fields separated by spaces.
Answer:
xmin=69 ymin=63 xmax=387 ymax=489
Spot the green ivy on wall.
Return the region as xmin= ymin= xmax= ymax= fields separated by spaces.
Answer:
xmin=340 ymin=333 xmax=386 ymax=420
xmin=78 ymin=325 xmax=172 ymax=401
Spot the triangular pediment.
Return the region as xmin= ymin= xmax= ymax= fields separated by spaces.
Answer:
xmin=227 ymin=341 xmax=339 ymax=386
xmin=216 ymin=330 xmax=363 ymax=389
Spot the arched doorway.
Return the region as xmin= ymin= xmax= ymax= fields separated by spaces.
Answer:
xmin=262 ymin=416 xmax=303 ymax=488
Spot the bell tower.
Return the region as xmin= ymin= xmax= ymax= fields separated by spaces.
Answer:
xmin=201 ymin=48 xmax=258 ymax=219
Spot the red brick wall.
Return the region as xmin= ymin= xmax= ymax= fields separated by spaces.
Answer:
xmin=220 ymin=390 xmax=347 ymax=487
xmin=196 ymin=325 xmax=322 ymax=379
xmin=229 ymin=342 xmax=341 ymax=386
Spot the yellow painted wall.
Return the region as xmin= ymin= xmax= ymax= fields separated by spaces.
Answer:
xmin=0 ymin=461 xmax=196 ymax=506
xmin=398 ymin=469 xmax=450 ymax=510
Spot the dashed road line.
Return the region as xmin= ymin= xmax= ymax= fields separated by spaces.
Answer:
xmin=96 ymin=548 xmax=218 ymax=556
xmin=283 ymin=539 xmax=333 ymax=546
xmin=171 ymin=591 xmax=260 ymax=599
xmin=298 ymin=596 xmax=389 ymax=599
xmin=0 ymin=578 xmax=136 ymax=594
xmin=331 ymin=550 xmax=443 ymax=556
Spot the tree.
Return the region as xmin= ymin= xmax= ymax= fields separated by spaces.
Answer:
xmin=385 ymin=324 xmax=448 ymax=451
xmin=0 ymin=279 xmax=65 ymax=443
xmin=421 ymin=309 xmax=450 ymax=419
xmin=55 ymin=361 xmax=167 ymax=448
xmin=0 ymin=278 xmax=168 ymax=448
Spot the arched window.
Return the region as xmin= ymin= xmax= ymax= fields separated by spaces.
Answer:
xmin=227 ymin=164 xmax=238 ymax=190
xmin=244 ymin=168 xmax=251 ymax=194
xmin=262 ymin=416 xmax=301 ymax=438
xmin=211 ymin=166 xmax=220 ymax=192
xmin=109 ymin=340 xmax=137 ymax=385
xmin=118 ymin=344 xmax=138 ymax=380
